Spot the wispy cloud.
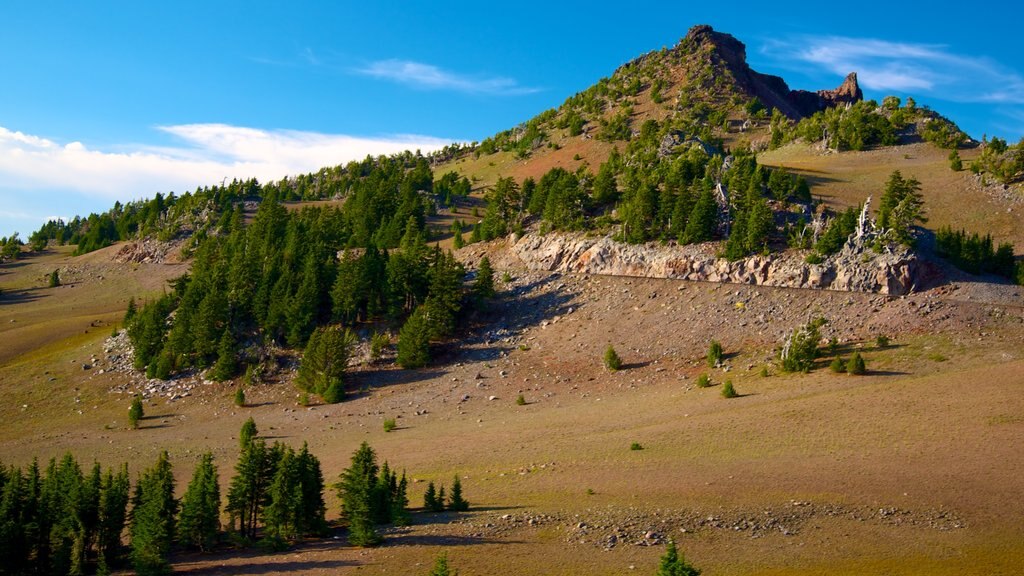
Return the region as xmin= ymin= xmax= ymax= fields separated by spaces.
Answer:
xmin=0 ymin=124 xmax=454 ymax=234
xmin=356 ymin=59 xmax=540 ymax=95
xmin=763 ymin=35 xmax=1024 ymax=104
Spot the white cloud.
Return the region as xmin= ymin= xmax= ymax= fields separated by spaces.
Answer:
xmin=357 ymin=59 xmax=540 ymax=95
xmin=0 ymin=124 xmax=454 ymax=202
xmin=763 ymin=35 xmax=1024 ymax=103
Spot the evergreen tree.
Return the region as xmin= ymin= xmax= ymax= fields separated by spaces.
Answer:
xmin=239 ymin=417 xmax=257 ymax=449
xmin=263 ymin=447 xmax=302 ymax=543
xmin=97 ymin=465 xmax=130 ymax=573
xmin=177 ymin=453 xmax=220 ymax=551
xmin=604 ymin=345 xmax=622 ymax=371
xmin=397 ymin=306 xmax=431 ymax=369
xmin=878 ymin=171 xmax=926 ymax=246
xmin=428 ymin=552 xmax=456 ymax=576
xmin=848 ymin=351 xmax=867 ymax=375
xmin=234 ymin=386 xmax=246 ymax=408
xmin=129 ymin=396 xmax=144 ymax=429
xmin=336 ymin=442 xmax=382 ymax=546
xmin=296 ymin=443 xmax=328 ymax=537
xmin=423 ymin=481 xmax=439 ymax=512
xmin=210 ymin=329 xmax=238 ymax=381
xmin=447 ymin=476 xmax=469 ymax=512
xmin=657 ymin=540 xmax=701 ymax=576
xmin=683 ymin=188 xmax=718 ymax=244
xmin=123 ymin=297 xmax=138 ymax=325
xmin=225 ymin=440 xmax=281 ymax=540
xmin=473 ymin=257 xmax=495 ymax=299
xmin=706 ymin=340 xmax=723 ymax=368
xmin=296 ymin=325 xmax=356 ymax=402
xmin=48 ymin=269 xmax=60 ymax=288
xmin=130 ymin=452 xmax=177 ymax=576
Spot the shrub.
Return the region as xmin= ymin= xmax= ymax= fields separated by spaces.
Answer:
xmin=780 ymin=317 xmax=826 ymax=373
xmin=516 ymin=394 xmax=526 ymax=406
xmin=604 ymin=345 xmax=622 ymax=371
xmin=721 ymin=380 xmax=738 ymax=398
xmin=696 ymin=374 xmax=711 ymax=388
xmin=876 ymin=335 xmax=890 ymax=348
xmin=298 ymin=392 xmax=310 ymax=407
xmin=383 ymin=418 xmax=396 ymax=433
xmin=707 ymin=340 xmax=723 ymax=367
xmin=129 ymin=396 xmax=144 ymax=429
xmin=830 ymin=357 xmax=846 ymax=373
xmin=370 ymin=332 xmax=389 ymax=362
xmin=848 ymin=352 xmax=866 ymax=375
xmin=234 ymin=387 xmax=246 ymax=407
xmin=630 ymin=442 xmax=643 ymax=451
xmin=759 ymin=366 xmax=770 ymax=377
xmin=48 ymin=269 xmax=60 ymax=287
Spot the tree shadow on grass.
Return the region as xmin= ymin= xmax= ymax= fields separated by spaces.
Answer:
xmin=0 ymin=287 xmax=44 ymax=306
xmin=173 ymin=539 xmax=356 ymax=575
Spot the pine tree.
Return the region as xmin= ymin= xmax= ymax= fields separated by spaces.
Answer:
xmin=210 ymin=329 xmax=238 ymax=381
xmin=177 ymin=453 xmax=220 ymax=551
xmin=706 ymin=340 xmax=723 ymax=368
xmin=296 ymin=443 xmax=328 ymax=537
xmin=97 ymin=465 xmax=130 ymax=574
xmin=263 ymin=447 xmax=302 ymax=543
xmin=48 ymin=269 xmax=60 ymax=288
xmin=234 ymin=386 xmax=246 ymax=407
xmin=128 ymin=396 xmax=144 ymax=429
xmin=124 ymin=297 xmax=138 ymax=325
xmin=473 ymin=256 xmax=495 ymax=299
xmin=428 ymin=552 xmax=456 ymax=576
xmin=397 ymin=306 xmax=431 ymax=369
xmin=447 ymin=476 xmax=469 ymax=512
xmin=226 ymin=440 xmax=281 ymax=541
xmin=130 ymin=452 xmax=177 ymax=576
xmin=721 ymin=380 xmax=738 ymax=399
xmin=848 ymin=351 xmax=867 ymax=375
xmin=604 ymin=345 xmax=622 ymax=371
xmin=335 ymin=442 xmax=382 ymax=546
xmin=423 ymin=481 xmax=439 ymax=512
xmin=296 ymin=325 xmax=356 ymax=402
xmin=239 ymin=417 xmax=257 ymax=449
xmin=683 ymin=188 xmax=718 ymax=244
xmin=657 ymin=540 xmax=701 ymax=576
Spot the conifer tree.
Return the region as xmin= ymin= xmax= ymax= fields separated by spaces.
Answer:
xmin=130 ymin=452 xmax=177 ymax=576
xmin=210 ymin=329 xmax=238 ymax=381
xmin=428 ymin=552 xmax=456 ymax=576
xmin=473 ymin=257 xmax=495 ymax=299
xmin=239 ymin=417 xmax=257 ymax=449
xmin=226 ymin=440 xmax=281 ymax=540
xmin=657 ymin=540 xmax=701 ymax=576
xmin=177 ymin=453 xmax=220 ymax=551
xmin=423 ymin=481 xmax=439 ymax=512
xmin=97 ymin=465 xmax=130 ymax=573
xmin=296 ymin=325 xmax=356 ymax=402
xmin=234 ymin=386 xmax=246 ymax=407
xmin=263 ymin=447 xmax=302 ymax=543
xmin=397 ymin=306 xmax=431 ymax=369
xmin=48 ymin=269 xmax=60 ymax=288
xmin=848 ymin=351 xmax=867 ymax=375
xmin=336 ymin=442 xmax=382 ymax=546
xmin=129 ymin=396 xmax=144 ymax=429
xmin=604 ymin=345 xmax=622 ymax=371
xmin=447 ymin=476 xmax=469 ymax=512
xmin=296 ymin=443 xmax=328 ymax=537
xmin=683 ymin=188 xmax=718 ymax=244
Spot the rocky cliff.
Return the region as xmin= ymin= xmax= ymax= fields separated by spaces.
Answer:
xmin=508 ymin=233 xmax=921 ymax=295
xmin=683 ymin=25 xmax=862 ymax=119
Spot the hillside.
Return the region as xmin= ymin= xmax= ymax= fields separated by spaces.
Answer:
xmin=1 ymin=23 xmax=1023 ymax=576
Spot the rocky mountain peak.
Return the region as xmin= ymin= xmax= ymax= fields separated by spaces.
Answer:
xmin=678 ymin=24 xmax=863 ymax=119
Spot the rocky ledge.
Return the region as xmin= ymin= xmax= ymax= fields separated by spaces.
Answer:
xmin=509 ymin=233 xmax=921 ymax=295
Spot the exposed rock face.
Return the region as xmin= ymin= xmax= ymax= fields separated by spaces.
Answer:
xmin=509 ymin=233 xmax=921 ymax=295
xmin=681 ymin=25 xmax=862 ymax=119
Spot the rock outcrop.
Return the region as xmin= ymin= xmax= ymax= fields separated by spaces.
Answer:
xmin=509 ymin=233 xmax=921 ymax=295
xmin=682 ymin=25 xmax=862 ymax=119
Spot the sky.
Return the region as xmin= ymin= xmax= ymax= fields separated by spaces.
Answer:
xmin=2 ymin=1 xmax=1023 ymax=238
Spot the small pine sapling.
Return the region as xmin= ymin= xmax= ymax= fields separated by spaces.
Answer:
xmin=604 ymin=345 xmax=622 ymax=371
xmin=830 ymin=357 xmax=846 ymax=373
xmin=234 ymin=387 xmax=246 ymax=407
xmin=447 ymin=476 xmax=469 ymax=511
xmin=848 ymin=351 xmax=867 ymax=375
xmin=696 ymin=374 xmax=711 ymax=388
xmin=707 ymin=340 xmax=723 ymax=367
xmin=128 ymin=396 xmax=144 ymax=429
xmin=721 ymin=380 xmax=738 ymax=399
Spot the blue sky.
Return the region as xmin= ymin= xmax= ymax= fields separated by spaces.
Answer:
xmin=2 ymin=1 xmax=1023 ymax=238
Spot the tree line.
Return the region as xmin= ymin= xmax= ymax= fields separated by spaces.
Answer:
xmin=0 ymin=425 xmax=467 ymax=575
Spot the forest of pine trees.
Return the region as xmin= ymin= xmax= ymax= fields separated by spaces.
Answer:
xmin=123 ymin=156 xmax=483 ymax=398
